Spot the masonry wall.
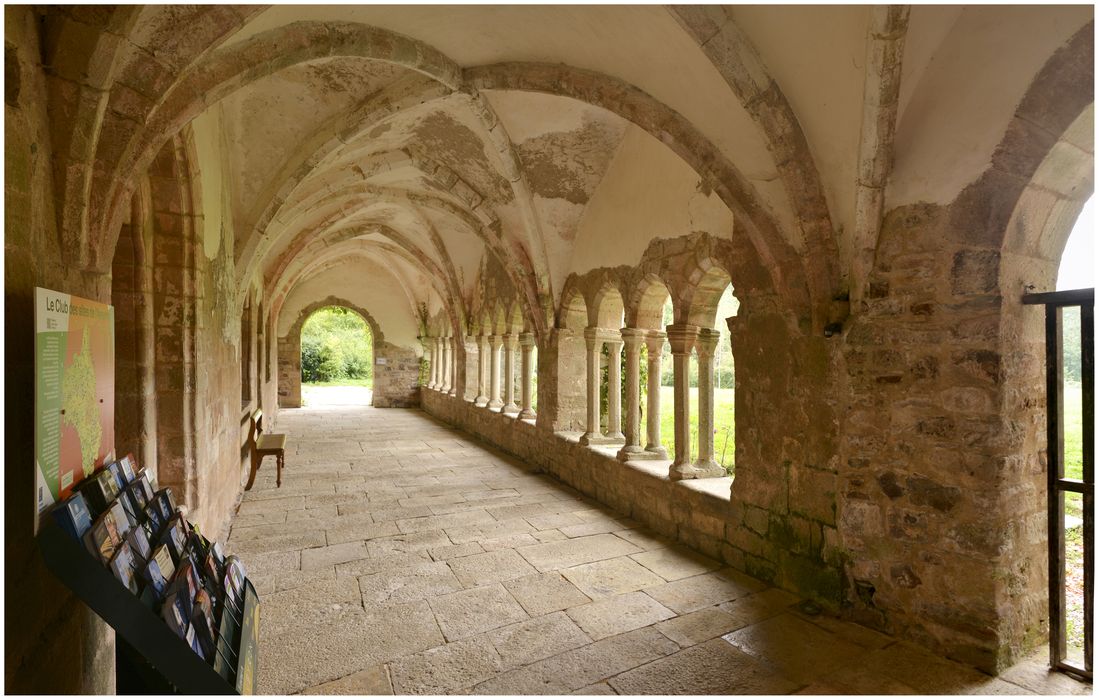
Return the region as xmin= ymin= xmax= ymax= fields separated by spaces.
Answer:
xmin=5 ymin=8 xmax=115 ymax=692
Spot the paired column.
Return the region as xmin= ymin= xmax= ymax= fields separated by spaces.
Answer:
xmin=447 ymin=336 xmax=458 ymax=397
xmin=440 ymin=337 xmax=452 ymax=393
xmin=579 ymin=327 xmax=603 ymax=445
xmin=463 ymin=335 xmax=478 ymax=401
xmin=502 ymin=333 xmax=520 ymax=413
xmin=429 ymin=337 xmax=440 ymax=389
xmin=475 ymin=334 xmax=490 ymax=406
xmin=643 ymin=331 xmax=668 ymax=458
xmin=605 ymin=337 xmax=624 ymax=442
xmin=487 ymin=334 xmax=504 ymax=410
xmin=693 ymin=329 xmax=724 ymax=477
xmin=419 ymin=336 xmax=432 ymax=388
xmin=518 ymin=332 xmax=537 ymax=420
xmin=617 ymin=328 xmax=646 ymax=460
xmin=666 ymin=324 xmax=700 ymax=480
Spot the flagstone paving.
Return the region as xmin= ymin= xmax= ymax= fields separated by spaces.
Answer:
xmin=229 ymin=404 xmax=1092 ymax=695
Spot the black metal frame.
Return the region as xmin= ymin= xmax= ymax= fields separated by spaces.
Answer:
xmin=37 ymin=516 xmax=259 ymax=694
xmin=1022 ymin=288 xmax=1093 ymax=680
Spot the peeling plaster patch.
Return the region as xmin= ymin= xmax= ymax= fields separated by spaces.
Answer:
xmin=412 ymin=112 xmax=512 ymax=204
xmin=517 ymin=116 xmax=625 ymax=207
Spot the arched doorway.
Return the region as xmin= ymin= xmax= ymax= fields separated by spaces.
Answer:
xmin=299 ymin=306 xmax=374 ymax=407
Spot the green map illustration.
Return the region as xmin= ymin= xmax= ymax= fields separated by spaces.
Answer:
xmin=62 ymin=327 xmax=102 ymax=478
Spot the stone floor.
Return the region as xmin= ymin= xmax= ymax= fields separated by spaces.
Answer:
xmin=228 ymin=404 xmax=1092 ymax=695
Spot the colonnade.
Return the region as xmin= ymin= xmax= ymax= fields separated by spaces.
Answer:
xmin=423 ymin=330 xmax=536 ymax=419
xmin=423 ymin=322 xmax=728 ymax=481
xmin=579 ymin=323 xmax=725 ymax=480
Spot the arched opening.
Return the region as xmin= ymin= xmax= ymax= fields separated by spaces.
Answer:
xmin=1053 ymin=193 xmax=1095 ymax=666
xmin=299 ymin=306 xmax=374 ymax=407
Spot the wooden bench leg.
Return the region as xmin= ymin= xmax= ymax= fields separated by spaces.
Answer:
xmin=245 ymin=452 xmax=260 ymax=491
xmin=276 ymin=452 xmax=284 ymax=488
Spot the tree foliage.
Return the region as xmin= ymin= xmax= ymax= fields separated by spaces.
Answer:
xmin=300 ymin=307 xmax=374 ymax=383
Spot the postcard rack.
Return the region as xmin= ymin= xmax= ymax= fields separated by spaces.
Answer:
xmin=37 ymin=516 xmax=259 ymax=694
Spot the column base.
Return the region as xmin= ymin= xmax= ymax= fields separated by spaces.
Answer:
xmin=487 ymin=400 xmax=504 ymax=410
xmin=474 ymin=395 xmax=488 ymax=406
xmin=644 ymin=445 xmax=669 ymax=459
xmin=619 ymin=446 xmax=666 ymax=461
xmin=502 ymin=403 xmax=520 ymax=414
xmin=580 ymin=433 xmax=621 ymax=446
xmin=605 ymin=431 xmax=625 ymax=442
xmin=448 ymin=389 xmax=458 ymax=397
xmin=616 ymin=445 xmax=645 ymax=461
xmin=517 ymin=408 xmax=537 ymax=420
xmin=668 ymin=460 xmax=724 ymax=480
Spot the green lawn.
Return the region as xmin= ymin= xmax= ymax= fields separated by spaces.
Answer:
xmin=655 ymin=386 xmax=735 ymax=474
xmin=1063 ymin=383 xmax=1083 ymax=481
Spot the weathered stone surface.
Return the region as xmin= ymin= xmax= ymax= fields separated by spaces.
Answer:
xmin=654 ymin=606 xmax=744 ymax=647
xmin=448 ymin=548 xmax=537 ymax=587
xmin=630 ymin=546 xmax=722 ymax=581
xmin=608 ymin=637 xmax=802 ymax=695
xmin=722 ymin=614 xmax=871 ymax=685
xmin=471 ymin=627 xmax=680 ymax=694
xmin=389 ymin=637 xmax=503 ymax=695
xmin=358 ymin=561 xmax=463 ymax=606
xmin=643 ymin=568 xmax=767 ymax=613
xmin=566 ymin=591 xmax=676 ymax=640
xmin=503 ymin=572 xmax=592 ymax=616
xmin=517 ymin=533 xmax=642 ymax=571
xmin=430 ymin=584 xmax=529 ymax=642
xmin=487 ymin=611 xmax=592 ymax=668
xmin=302 ymin=665 xmax=394 ymax=695
xmin=561 ymin=556 xmax=666 ymax=599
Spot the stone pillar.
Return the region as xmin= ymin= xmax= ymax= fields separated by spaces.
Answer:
xmin=475 ymin=334 xmax=490 ymax=406
xmin=502 ymin=333 xmax=520 ymax=413
xmin=666 ymin=323 xmax=700 ymax=479
xmin=605 ymin=335 xmax=625 ymax=442
xmin=428 ymin=337 xmax=439 ymax=389
xmin=617 ymin=328 xmax=646 ymax=460
xmin=644 ymin=331 xmax=668 ymax=459
xmin=419 ymin=336 xmax=430 ymax=388
xmin=693 ymin=328 xmax=724 ymax=477
xmin=579 ymin=327 xmax=603 ymax=445
xmin=518 ymin=332 xmax=537 ymax=420
xmin=441 ymin=337 xmax=451 ymax=393
xmin=463 ymin=335 xmax=478 ymax=401
xmin=448 ymin=336 xmax=459 ymax=397
xmin=488 ymin=334 xmax=504 ymax=410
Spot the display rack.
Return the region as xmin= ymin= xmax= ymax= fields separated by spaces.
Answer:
xmin=37 ymin=515 xmax=259 ymax=694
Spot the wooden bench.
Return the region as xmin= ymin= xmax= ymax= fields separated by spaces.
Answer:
xmin=244 ymin=409 xmax=287 ymax=490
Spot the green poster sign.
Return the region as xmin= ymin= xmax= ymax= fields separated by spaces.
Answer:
xmin=35 ymin=288 xmax=115 ymax=513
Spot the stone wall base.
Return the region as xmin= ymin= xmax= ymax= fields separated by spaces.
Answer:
xmin=421 ymin=390 xmax=735 ymax=563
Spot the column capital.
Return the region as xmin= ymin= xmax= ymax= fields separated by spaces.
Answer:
xmin=464 ymin=335 xmax=477 ymax=345
xmin=489 ymin=334 xmax=504 ymax=348
xmin=605 ymin=337 xmax=624 ymax=352
xmin=695 ymin=328 xmax=721 ymax=357
xmin=504 ymin=332 xmax=520 ymax=351
xmin=665 ymin=323 xmax=700 ymax=355
xmin=620 ymin=327 xmax=646 ymax=344
xmin=643 ymin=330 xmax=667 ymax=354
xmin=518 ymin=331 xmax=537 ymax=348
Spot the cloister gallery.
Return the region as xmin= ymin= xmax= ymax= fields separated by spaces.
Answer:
xmin=4 ymin=3 xmax=1095 ymax=695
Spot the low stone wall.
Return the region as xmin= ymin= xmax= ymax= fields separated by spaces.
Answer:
xmin=421 ymin=390 xmax=735 ymax=563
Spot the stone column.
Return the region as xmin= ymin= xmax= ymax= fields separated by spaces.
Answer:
xmin=518 ymin=332 xmax=537 ymax=420
xmin=579 ymin=327 xmax=603 ymax=445
xmin=437 ymin=336 xmax=450 ymax=395
xmin=693 ymin=328 xmax=724 ymax=477
xmin=475 ymin=334 xmax=490 ymax=406
xmin=666 ymin=324 xmax=700 ymax=480
xmin=448 ymin=336 xmax=459 ymax=397
xmin=503 ymin=333 xmax=520 ymax=413
xmin=617 ymin=328 xmax=646 ymax=460
xmin=605 ymin=335 xmax=625 ymax=442
xmin=419 ymin=336 xmax=431 ymax=388
xmin=488 ymin=334 xmax=504 ymax=410
xmin=429 ymin=337 xmax=439 ymax=389
xmin=644 ymin=331 xmax=668 ymax=459
xmin=463 ymin=335 xmax=478 ymax=401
